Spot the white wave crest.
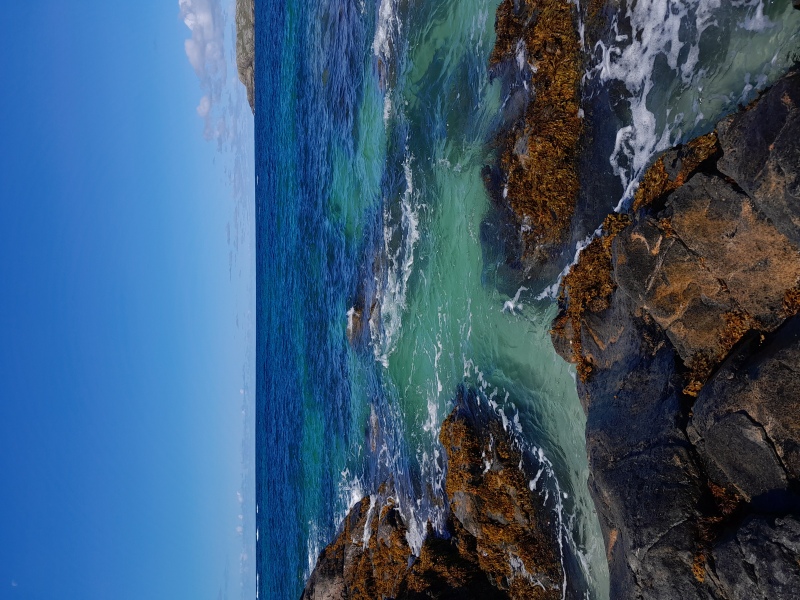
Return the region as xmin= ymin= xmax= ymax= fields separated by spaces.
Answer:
xmin=592 ymin=0 xmax=791 ymax=209
xmin=373 ymin=151 xmax=420 ymax=367
xmin=373 ymin=0 xmax=400 ymax=62
xmin=594 ymin=0 xmax=720 ymax=204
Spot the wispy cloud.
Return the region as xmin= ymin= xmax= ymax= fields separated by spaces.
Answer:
xmin=179 ymin=0 xmax=228 ymax=142
xmin=178 ymin=0 xmax=255 ymax=279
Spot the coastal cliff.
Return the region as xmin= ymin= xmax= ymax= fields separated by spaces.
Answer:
xmin=552 ymin=70 xmax=800 ymax=598
xmin=236 ymin=0 xmax=255 ymax=113
xmin=301 ymin=388 xmax=569 ymax=600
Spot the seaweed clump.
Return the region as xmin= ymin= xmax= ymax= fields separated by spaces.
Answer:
xmin=632 ymin=132 xmax=720 ymax=212
xmin=302 ymin=394 xmax=566 ymax=600
xmin=490 ymin=0 xmax=583 ymax=262
xmin=439 ymin=403 xmax=562 ymax=599
xmin=551 ymin=214 xmax=631 ymax=381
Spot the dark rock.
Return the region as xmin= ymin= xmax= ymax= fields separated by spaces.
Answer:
xmin=236 ymin=0 xmax=255 ymax=113
xmin=488 ymin=0 xmax=583 ymax=272
xmin=712 ymin=515 xmax=800 ymax=599
xmin=437 ymin=390 xmax=564 ymax=599
xmin=614 ymin=169 xmax=800 ymax=373
xmin=717 ymin=72 xmax=800 ymax=247
xmin=689 ymin=316 xmax=800 ymax=504
xmin=301 ymin=490 xmax=413 ymax=600
xmin=552 ymin=69 xmax=800 ymax=598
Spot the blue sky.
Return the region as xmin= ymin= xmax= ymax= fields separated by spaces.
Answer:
xmin=0 ymin=1 xmax=254 ymax=599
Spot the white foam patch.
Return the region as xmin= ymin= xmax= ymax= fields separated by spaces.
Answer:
xmin=592 ymin=0 xmax=722 ymax=205
xmin=373 ymin=0 xmax=399 ymax=62
xmin=515 ymin=39 xmax=527 ymax=72
xmin=739 ymin=0 xmax=774 ymax=32
xmin=306 ymin=520 xmax=321 ymax=578
xmin=502 ymin=286 xmax=528 ymax=314
xmin=362 ymin=495 xmax=377 ymax=548
xmin=590 ymin=0 xmax=790 ymax=211
xmin=373 ymin=151 xmax=421 ymax=367
xmin=383 ymin=94 xmax=393 ymax=125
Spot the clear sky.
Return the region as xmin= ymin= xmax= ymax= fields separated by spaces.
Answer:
xmin=0 ymin=1 xmax=255 ymax=599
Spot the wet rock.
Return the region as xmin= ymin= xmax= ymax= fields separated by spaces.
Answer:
xmin=301 ymin=389 xmax=566 ymax=600
xmin=438 ymin=391 xmax=563 ymax=599
xmin=613 ymin=168 xmax=800 ymax=386
xmin=689 ymin=317 xmax=800 ymax=505
xmin=716 ymin=69 xmax=800 ymax=248
xmin=488 ymin=0 xmax=583 ymax=270
xmin=301 ymin=489 xmax=413 ymax=600
xmin=553 ymin=69 xmax=800 ymax=598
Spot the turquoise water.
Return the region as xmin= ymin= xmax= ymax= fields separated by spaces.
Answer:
xmin=256 ymin=0 xmax=800 ymax=597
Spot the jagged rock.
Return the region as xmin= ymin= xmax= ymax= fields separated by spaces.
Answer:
xmin=301 ymin=489 xmax=413 ymax=600
xmin=552 ymin=70 xmax=800 ymax=598
xmin=614 ymin=168 xmax=800 ymax=383
xmin=438 ymin=392 xmax=563 ymax=599
xmin=716 ymin=73 xmax=800 ymax=247
xmin=712 ymin=515 xmax=800 ymax=599
xmin=236 ymin=0 xmax=255 ymax=113
xmin=689 ymin=317 xmax=800 ymax=504
xmin=301 ymin=388 xmax=566 ymax=600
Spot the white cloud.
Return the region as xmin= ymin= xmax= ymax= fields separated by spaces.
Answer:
xmin=178 ymin=0 xmax=255 ymax=293
xmin=179 ymin=0 xmax=228 ymax=142
xmin=197 ymin=94 xmax=212 ymax=117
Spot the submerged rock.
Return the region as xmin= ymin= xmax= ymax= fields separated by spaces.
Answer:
xmin=552 ymin=70 xmax=800 ymax=598
xmin=301 ymin=388 xmax=566 ymax=600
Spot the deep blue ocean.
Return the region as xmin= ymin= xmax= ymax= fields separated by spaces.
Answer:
xmin=255 ymin=0 xmax=800 ymax=597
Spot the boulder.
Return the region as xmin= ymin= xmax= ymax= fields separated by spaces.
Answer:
xmin=552 ymin=69 xmax=800 ymax=598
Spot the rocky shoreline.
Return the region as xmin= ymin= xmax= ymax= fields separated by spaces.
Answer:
xmin=551 ymin=69 xmax=800 ymax=599
xmin=301 ymin=387 xmax=571 ymax=600
xmin=295 ymin=0 xmax=800 ymax=597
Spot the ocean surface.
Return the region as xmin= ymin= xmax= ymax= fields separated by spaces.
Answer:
xmin=255 ymin=0 xmax=800 ymax=597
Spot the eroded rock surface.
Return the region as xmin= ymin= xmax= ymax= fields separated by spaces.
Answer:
xmin=552 ymin=70 xmax=800 ymax=598
xmin=301 ymin=388 xmax=566 ymax=600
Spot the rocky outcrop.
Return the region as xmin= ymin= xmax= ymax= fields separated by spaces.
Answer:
xmin=301 ymin=388 xmax=568 ymax=600
xmin=488 ymin=0 xmax=583 ymax=268
xmin=236 ymin=0 xmax=255 ymax=113
xmin=552 ymin=70 xmax=800 ymax=598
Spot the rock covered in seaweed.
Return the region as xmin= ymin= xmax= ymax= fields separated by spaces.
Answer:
xmin=551 ymin=69 xmax=800 ymax=598
xmin=301 ymin=387 xmax=569 ymax=600
xmin=488 ymin=0 xmax=583 ymax=268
